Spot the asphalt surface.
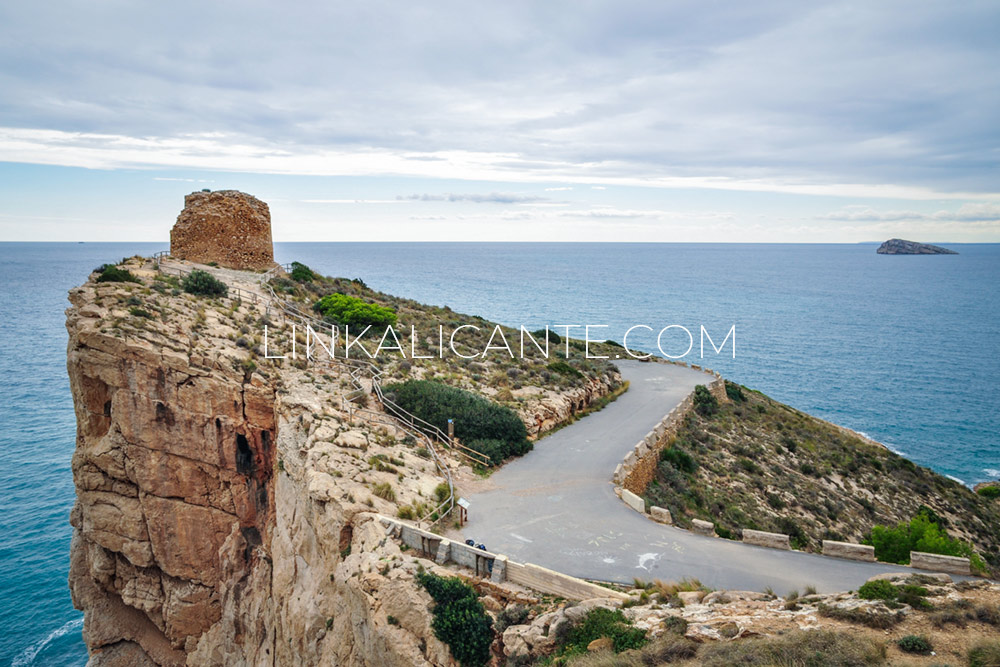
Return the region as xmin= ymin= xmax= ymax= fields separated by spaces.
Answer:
xmin=458 ymin=360 xmax=914 ymax=594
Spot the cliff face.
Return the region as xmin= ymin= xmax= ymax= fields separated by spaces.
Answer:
xmin=66 ymin=259 xmax=451 ymax=666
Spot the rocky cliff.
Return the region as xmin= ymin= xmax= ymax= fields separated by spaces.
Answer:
xmin=67 ymin=257 xmax=623 ymax=666
xmin=876 ymin=238 xmax=958 ymax=254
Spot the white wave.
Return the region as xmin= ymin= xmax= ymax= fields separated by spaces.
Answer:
xmin=946 ymin=474 xmax=966 ymax=485
xmin=984 ymin=468 xmax=1000 ymax=479
xmin=11 ymin=616 xmax=83 ymax=667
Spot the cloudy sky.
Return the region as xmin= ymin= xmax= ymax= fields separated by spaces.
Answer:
xmin=1 ymin=1 xmax=998 ymax=241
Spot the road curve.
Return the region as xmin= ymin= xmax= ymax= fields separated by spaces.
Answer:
xmin=457 ymin=360 xmax=913 ymax=594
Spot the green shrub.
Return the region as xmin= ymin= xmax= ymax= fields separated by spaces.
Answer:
xmin=314 ymin=293 xmax=397 ymax=328
xmin=693 ymin=385 xmax=718 ymax=416
xmin=724 ymin=380 xmax=746 ymax=402
xmin=661 ymin=446 xmax=696 ymax=473
xmin=547 ymin=360 xmax=582 ymax=378
xmin=531 ymin=328 xmax=561 ymax=344
xmin=372 ymin=482 xmax=396 ymax=501
xmin=858 ymin=579 xmax=897 ymax=601
xmin=289 ymin=261 xmax=317 ymax=282
xmin=565 ymin=608 xmax=647 ymax=654
xmin=897 ymin=635 xmax=933 ymax=655
xmin=383 ymin=380 xmax=529 ymax=463
xmin=182 ymin=269 xmax=227 ymax=297
xmin=95 ymin=264 xmax=140 ymax=283
xmin=897 ymin=584 xmax=931 ymax=609
xmin=417 ymin=573 xmax=493 ymax=667
xmin=864 ymin=510 xmax=980 ymax=566
xmin=968 ymin=639 xmax=1000 ymax=667
xmin=434 ymin=482 xmax=451 ymax=503
xmin=978 ymin=486 xmax=1000 ymax=500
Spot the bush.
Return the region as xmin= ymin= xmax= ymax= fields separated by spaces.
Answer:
xmin=95 ymin=264 xmax=140 ymax=283
xmin=660 ymin=446 xmax=696 ymax=474
xmin=531 ymin=328 xmax=561 ymax=344
xmin=978 ymin=486 xmax=1000 ymax=500
xmin=182 ymin=269 xmax=227 ymax=297
xmin=858 ymin=579 xmax=897 ymax=601
xmin=372 ymin=482 xmax=396 ymax=501
xmin=565 ymin=608 xmax=647 ymax=654
xmin=724 ymin=380 xmax=746 ymax=402
xmin=289 ymin=261 xmax=317 ymax=282
xmin=383 ymin=380 xmax=528 ymax=463
xmin=698 ymin=630 xmax=886 ymax=667
xmin=693 ymin=385 xmax=718 ymax=416
xmin=897 ymin=635 xmax=933 ymax=655
xmin=314 ymin=293 xmax=397 ymax=328
xmin=434 ymin=482 xmax=451 ymax=503
xmin=864 ymin=510 xmax=980 ymax=566
xmin=547 ymin=360 xmax=582 ymax=378
xmin=129 ymin=307 xmax=152 ymax=319
xmin=417 ymin=573 xmax=493 ymax=667
xmin=495 ymin=604 xmax=530 ymax=633
xmin=968 ymin=640 xmax=1000 ymax=667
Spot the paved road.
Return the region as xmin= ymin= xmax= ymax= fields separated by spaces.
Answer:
xmin=458 ymin=360 xmax=914 ymax=594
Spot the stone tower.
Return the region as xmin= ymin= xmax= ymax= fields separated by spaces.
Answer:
xmin=169 ymin=190 xmax=275 ymax=270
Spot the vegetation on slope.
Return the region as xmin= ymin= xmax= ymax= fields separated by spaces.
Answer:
xmin=382 ymin=379 xmax=532 ymax=464
xmin=643 ymin=381 xmax=1000 ymax=574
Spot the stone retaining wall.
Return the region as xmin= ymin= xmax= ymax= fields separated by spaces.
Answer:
xmin=822 ymin=540 xmax=876 ymax=562
xmin=615 ymin=367 xmax=726 ymax=497
xmin=381 ymin=517 xmax=628 ymax=601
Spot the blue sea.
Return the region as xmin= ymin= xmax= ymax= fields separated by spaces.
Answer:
xmin=1 ymin=241 xmax=998 ymax=665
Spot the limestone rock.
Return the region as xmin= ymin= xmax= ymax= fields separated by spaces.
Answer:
xmin=170 ymin=190 xmax=274 ymax=269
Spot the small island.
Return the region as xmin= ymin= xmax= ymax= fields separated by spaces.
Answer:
xmin=877 ymin=238 xmax=958 ymax=254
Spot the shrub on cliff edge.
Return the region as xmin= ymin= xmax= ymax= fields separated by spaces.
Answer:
xmin=417 ymin=572 xmax=493 ymax=667
xmin=95 ymin=264 xmax=140 ymax=284
xmin=693 ymin=385 xmax=718 ymax=416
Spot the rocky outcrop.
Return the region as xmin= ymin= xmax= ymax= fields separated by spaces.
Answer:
xmin=170 ymin=190 xmax=274 ymax=269
xmin=518 ymin=374 xmax=621 ymax=437
xmin=876 ymin=238 xmax=958 ymax=254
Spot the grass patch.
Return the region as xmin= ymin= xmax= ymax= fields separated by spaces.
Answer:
xmin=698 ymin=630 xmax=886 ymax=666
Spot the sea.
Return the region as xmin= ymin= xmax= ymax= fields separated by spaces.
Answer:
xmin=1 ymin=241 xmax=997 ymax=665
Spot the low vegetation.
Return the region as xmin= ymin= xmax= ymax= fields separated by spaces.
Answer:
xmin=641 ymin=381 xmax=1000 ymax=574
xmin=95 ymin=264 xmax=141 ymax=284
xmin=313 ymin=292 xmax=398 ymax=328
xmin=697 ymin=630 xmax=886 ymax=667
xmin=382 ymin=380 xmax=531 ymax=464
xmin=417 ymin=572 xmax=493 ymax=667
xmin=864 ymin=507 xmax=986 ymax=571
xmin=182 ymin=269 xmax=227 ymax=297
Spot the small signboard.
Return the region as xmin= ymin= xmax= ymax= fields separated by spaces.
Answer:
xmin=456 ymin=497 xmax=470 ymax=510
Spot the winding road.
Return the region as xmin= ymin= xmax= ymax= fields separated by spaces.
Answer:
xmin=458 ymin=360 xmax=914 ymax=594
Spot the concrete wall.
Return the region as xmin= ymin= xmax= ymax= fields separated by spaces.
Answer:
xmin=910 ymin=551 xmax=971 ymax=575
xmin=506 ymin=561 xmax=628 ymax=601
xmin=691 ymin=519 xmax=715 ymax=537
xmin=742 ymin=529 xmax=790 ymax=550
xmin=621 ymin=488 xmax=645 ymax=514
xmin=380 ymin=516 xmax=628 ymax=601
xmin=822 ymin=540 xmax=875 ymax=562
